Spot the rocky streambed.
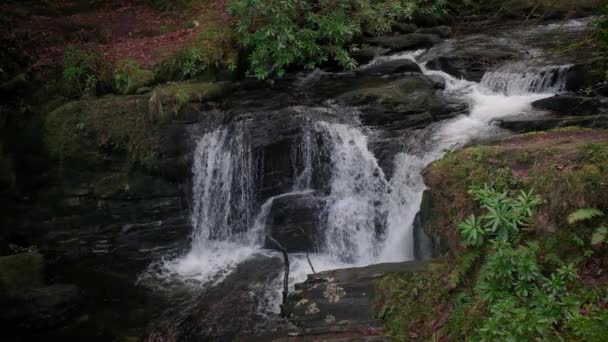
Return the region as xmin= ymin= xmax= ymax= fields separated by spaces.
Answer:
xmin=2 ymin=11 xmax=607 ymax=342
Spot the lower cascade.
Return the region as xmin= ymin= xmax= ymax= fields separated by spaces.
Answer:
xmin=147 ymin=50 xmax=572 ymax=311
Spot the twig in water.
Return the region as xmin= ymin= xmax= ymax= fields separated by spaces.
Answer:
xmin=267 ymin=234 xmax=290 ymax=316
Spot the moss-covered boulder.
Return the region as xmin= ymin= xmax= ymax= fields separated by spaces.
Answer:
xmin=44 ymin=81 xmax=229 ymax=163
xmin=340 ymin=77 xmax=452 ymax=127
xmin=0 ymin=252 xmax=44 ymax=296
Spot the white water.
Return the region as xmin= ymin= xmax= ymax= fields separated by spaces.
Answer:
xmin=148 ymin=42 xmax=571 ymax=311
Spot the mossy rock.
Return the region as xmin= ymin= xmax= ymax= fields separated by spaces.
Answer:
xmin=115 ymin=69 xmax=155 ymax=95
xmin=343 ymin=77 xmax=442 ymax=112
xmin=45 ymin=81 xmax=228 ymax=163
xmin=0 ymin=252 xmax=44 ymax=296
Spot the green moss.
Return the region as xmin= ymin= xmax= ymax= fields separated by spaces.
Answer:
xmin=148 ymin=81 xmax=228 ymax=120
xmin=0 ymin=252 xmax=44 ymax=296
xmin=45 ymin=81 xmax=228 ymax=163
xmin=375 ymin=263 xmax=452 ymax=341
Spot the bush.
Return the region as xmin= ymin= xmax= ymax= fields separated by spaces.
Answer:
xmin=229 ymin=0 xmax=445 ymax=79
xmin=113 ymin=59 xmax=155 ymax=94
xmin=62 ymin=46 xmax=100 ymax=97
xmin=158 ymin=22 xmax=238 ymax=81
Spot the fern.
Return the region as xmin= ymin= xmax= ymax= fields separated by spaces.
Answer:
xmin=568 ymin=209 xmax=604 ymax=224
xmin=591 ymin=226 xmax=608 ymax=246
xmin=449 ymin=249 xmax=482 ymax=289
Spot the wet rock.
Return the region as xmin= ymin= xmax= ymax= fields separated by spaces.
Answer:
xmin=416 ymin=25 xmax=452 ymax=38
xmin=265 ymin=191 xmax=325 ymax=253
xmin=364 ymin=33 xmax=441 ymax=52
xmin=0 ymin=252 xmax=44 ymax=295
xmin=413 ymin=190 xmax=449 ymax=260
xmin=357 ymin=59 xmax=422 ymax=76
xmin=497 ymin=114 xmax=608 ymax=133
xmin=286 ymin=261 xmax=432 ymax=335
xmin=0 ymin=284 xmax=81 ymax=331
xmin=352 ymin=44 xmax=391 ymax=64
xmin=392 ymin=23 xmax=418 ymax=34
xmin=339 ymin=76 xmax=451 ymax=128
xmin=564 ymin=63 xmax=605 ymax=93
xmin=423 ymin=36 xmax=526 ymax=82
xmin=532 ymin=95 xmax=608 ymax=116
xmin=159 ymin=255 xmax=285 ymax=341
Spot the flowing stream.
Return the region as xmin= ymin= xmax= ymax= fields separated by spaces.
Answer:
xmin=149 ymin=44 xmax=571 ymax=312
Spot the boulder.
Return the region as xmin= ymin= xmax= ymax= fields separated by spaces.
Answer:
xmin=265 ymin=191 xmax=325 ymax=253
xmin=416 ymin=25 xmax=452 ymax=38
xmin=0 ymin=252 xmax=44 ymax=295
xmin=392 ymin=23 xmax=418 ymax=34
xmin=422 ymin=37 xmax=526 ymax=82
xmin=149 ymin=255 xmax=285 ymax=341
xmin=564 ymin=63 xmax=605 ymax=93
xmin=497 ymin=114 xmax=608 ymax=133
xmin=339 ymin=77 xmax=450 ymax=127
xmin=364 ymin=33 xmax=441 ymax=52
xmin=356 ymin=59 xmax=422 ymax=76
xmin=352 ymin=44 xmax=391 ymax=64
xmin=285 ymin=261 xmax=433 ymax=335
xmin=0 ymin=284 xmax=81 ymax=330
xmin=532 ymin=95 xmax=608 ymax=116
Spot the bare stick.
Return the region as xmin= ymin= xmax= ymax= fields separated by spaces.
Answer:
xmin=296 ymin=227 xmax=316 ymax=274
xmin=267 ymin=234 xmax=290 ymax=315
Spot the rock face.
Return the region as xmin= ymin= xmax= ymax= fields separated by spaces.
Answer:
xmin=285 ymin=261 xmax=432 ymax=337
xmin=416 ymin=25 xmax=452 ymax=38
xmin=265 ymin=191 xmax=325 ymax=253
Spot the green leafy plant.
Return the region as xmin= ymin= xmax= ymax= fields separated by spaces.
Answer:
xmin=229 ymin=0 xmax=445 ymax=79
xmin=112 ymin=59 xmax=154 ymax=94
xmin=458 ymin=185 xmax=541 ymax=246
xmin=159 ymin=24 xmax=237 ymax=81
xmin=62 ymin=46 xmax=99 ymax=97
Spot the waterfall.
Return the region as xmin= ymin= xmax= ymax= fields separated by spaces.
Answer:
xmin=190 ymin=126 xmax=255 ymax=246
xmin=316 ymin=122 xmax=390 ymax=263
xmin=149 ymin=44 xmax=572 ymax=305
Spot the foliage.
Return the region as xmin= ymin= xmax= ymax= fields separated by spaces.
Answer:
xmin=458 ymin=185 xmax=541 ymax=246
xmin=229 ymin=0 xmax=445 ymax=79
xmin=113 ymin=59 xmax=154 ymax=94
xmin=62 ymin=46 xmax=99 ymax=97
xmin=159 ymin=23 xmax=237 ymax=81
xmin=568 ymin=208 xmax=604 ymax=224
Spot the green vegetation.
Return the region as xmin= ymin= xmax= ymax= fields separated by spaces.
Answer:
xmin=378 ymin=129 xmax=608 ymax=341
xmin=229 ymin=0 xmax=445 ymax=79
xmin=158 ymin=20 xmax=238 ymax=81
xmin=62 ymin=46 xmax=102 ymax=97
xmin=0 ymin=252 xmax=44 ymax=296
xmin=113 ymin=59 xmax=155 ymax=95
xmin=45 ymin=82 xmax=226 ymax=163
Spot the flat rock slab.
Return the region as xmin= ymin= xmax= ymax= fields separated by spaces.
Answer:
xmin=285 ymin=261 xmax=432 ymax=338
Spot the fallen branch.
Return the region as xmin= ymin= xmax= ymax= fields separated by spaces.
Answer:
xmin=296 ymin=226 xmax=316 ymax=274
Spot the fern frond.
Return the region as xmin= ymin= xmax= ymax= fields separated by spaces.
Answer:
xmin=591 ymin=226 xmax=608 ymax=246
xmin=449 ymin=249 xmax=482 ymax=289
xmin=568 ymin=209 xmax=604 ymax=225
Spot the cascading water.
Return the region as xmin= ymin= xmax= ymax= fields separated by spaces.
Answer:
xmin=148 ymin=41 xmax=572 ymax=313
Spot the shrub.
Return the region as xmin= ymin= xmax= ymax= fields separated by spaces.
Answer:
xmin=113 ymin=59 xmax=155 ymax=94
xmin=229 ymin=0 xmax=445 ymax=79
xmin=62 ymin=46 xmax=100 ymax=97
xmin=158 ymin=23 xmax=237 ymax=81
